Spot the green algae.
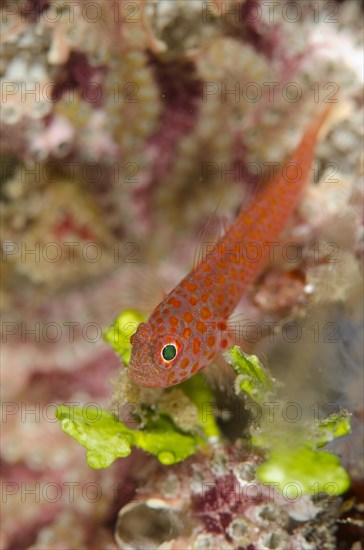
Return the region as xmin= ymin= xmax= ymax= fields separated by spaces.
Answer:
xmin=56 ymin=405 xmax=201 ymax=469
xmin=224 ymin=346 xmax=275 ymax=406
xmin=257 ymin=445 xmax=350 ymax=497
xmin=103 ymin=309 xmax=146 ymax=365
xmin=179 ymin=373 xmax=220 ymax=440
xmin=225 ymin=346 xmax=351 ymax=496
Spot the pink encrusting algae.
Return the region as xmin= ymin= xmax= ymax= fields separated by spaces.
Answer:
xmin=128 ymin=107 xmax=331 ymax=388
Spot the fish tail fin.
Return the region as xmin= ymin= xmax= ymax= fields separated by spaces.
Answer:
xmin=233 ymin=105 xmax=334 ymax=253
xmin=258 ymin=105 xmax=334 ymax=206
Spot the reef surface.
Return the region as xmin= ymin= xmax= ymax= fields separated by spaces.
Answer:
xmin=1 ymin=1 xmax=363 ymax=549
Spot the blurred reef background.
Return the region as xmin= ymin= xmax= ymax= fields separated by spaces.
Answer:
xmin=1 ymin=0 xmax=363 ymax=549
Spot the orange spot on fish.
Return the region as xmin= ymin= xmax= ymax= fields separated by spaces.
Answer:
xmin=215 ymin=294 xmax=225 ymax=306
xmin=180 ymin=357 xmax=190 ymax=369
xmin=201 ymin=293 xmax=208 ymax=303
xmin=183 ymin=327 xmax=192 ymax=339
xmin=196 ymin=321 xmax=207 ymax=334
xmin=204 ymin=276 xmax=213 ymax=286
xmin=189 ymin=295 xmax=198 ymax=306
xmin=220 ymin=338 xmax=228 ymax=348
xmin=169 ymin=316 xmax=178 ymax=326
xmin=207 ymin=335 xmax=215 ymax=347
xmin=201 ymin=307 xmax=211 ymax=320
xmin=193 ymin=338 xmax=201 ymax=354
xmin=168 ymin=297 xmax=182 ymax=308
xmin=186 ymin=281 xmax=197 ymax=291
xmin=191 ymin=362 xmax=199 ymax=374
xmin=183 ymin=312 xmax=193 ymax=323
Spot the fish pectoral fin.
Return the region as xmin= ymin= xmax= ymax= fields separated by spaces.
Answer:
xmin=225 ymin=308 xmax=268 ymax=354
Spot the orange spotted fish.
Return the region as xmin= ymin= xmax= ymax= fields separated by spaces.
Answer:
xmin=129 ymin=109 xmax=330 ymax=388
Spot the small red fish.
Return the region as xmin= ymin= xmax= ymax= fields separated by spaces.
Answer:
xmin=129 ymin=109 xmax=330 ymax=388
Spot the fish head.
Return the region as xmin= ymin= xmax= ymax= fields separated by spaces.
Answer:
xmin=128 ymin=321 xmax=186 ymax=388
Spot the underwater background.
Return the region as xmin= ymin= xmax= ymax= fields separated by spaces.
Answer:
xmin=1 ymin=1 xmax=363 ymax=549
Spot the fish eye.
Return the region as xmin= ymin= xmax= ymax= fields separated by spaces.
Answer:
xmin=162 ymin=343 xmax=177 ymax=362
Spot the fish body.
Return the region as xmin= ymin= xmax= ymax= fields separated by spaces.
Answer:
xmin=129 ymin=109 xmax=330 ymax=388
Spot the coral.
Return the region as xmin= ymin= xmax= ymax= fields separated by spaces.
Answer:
xmin=115 ymin=443 xmax=340 ymax=549
xmin=1 ymin=164 xmax=116 ymax=291
xmin=158 ymin=388 xmax=199 ymax=433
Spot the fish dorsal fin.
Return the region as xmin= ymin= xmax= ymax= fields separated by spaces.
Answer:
xmin=192 ymin=200 xmax=232 ymax=271
xmin=109 ymin=264 xmax=165 ymax=316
